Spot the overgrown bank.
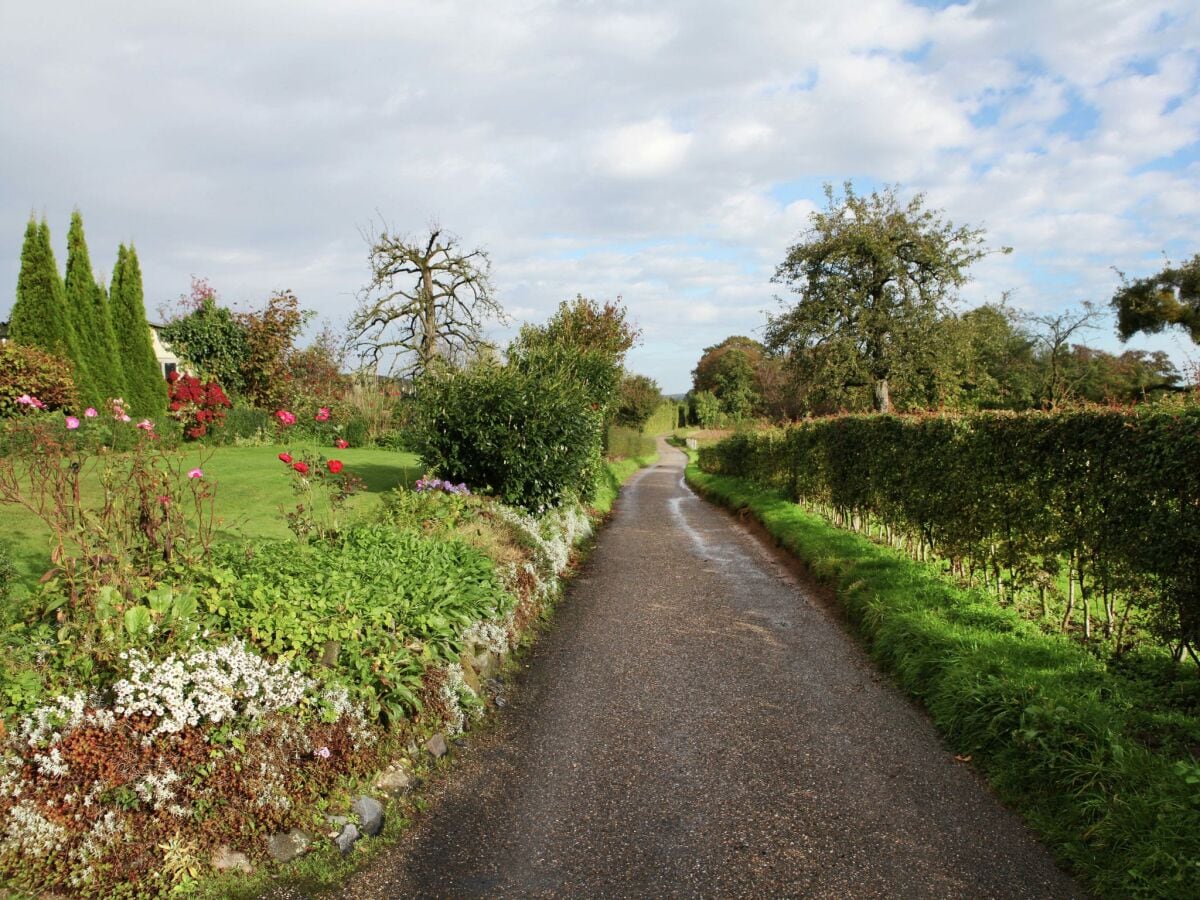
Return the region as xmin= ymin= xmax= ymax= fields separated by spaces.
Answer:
xmin=686 ymin=459 xmax=1200 ymax=899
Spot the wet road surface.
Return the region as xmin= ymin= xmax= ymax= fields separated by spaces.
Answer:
xmin=320 ymin=440 xmax=1082 ymax=899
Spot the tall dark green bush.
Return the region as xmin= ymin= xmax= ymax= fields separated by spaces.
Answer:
xmin=412 ymin=362 xmax=604 ymax=511
xmin=109 ymin=245 xmax=165 ymax=416
xmin=62 ymin=211 xmax=126 ymax=406
xmin=9 ymin=218 xmax=76 ymax=363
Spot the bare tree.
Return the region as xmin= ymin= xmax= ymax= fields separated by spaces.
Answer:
xmin=349 ymin=222 xmax=505 ymax=379
xmin=1022 ymin=301 xmax=1105 ymax=408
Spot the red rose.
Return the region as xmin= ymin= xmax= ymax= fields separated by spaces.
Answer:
xmin=279 ymin=453 xmax=293 ymax=463
xmin=334 ymin=438 xmax=349 ymax=449
xmin=293 ymin=461 xmax=309 ymax=475
xmin=327 ymin=459 xmax=343 ymax=474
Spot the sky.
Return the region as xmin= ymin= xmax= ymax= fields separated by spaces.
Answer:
xmin=1 ymin=0 xmax=1198 ymax=394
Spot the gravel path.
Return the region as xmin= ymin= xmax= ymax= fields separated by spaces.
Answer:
xmin=326 ymin=440 xmax=1083 ymax=899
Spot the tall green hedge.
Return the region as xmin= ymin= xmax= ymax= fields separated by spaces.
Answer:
xmin=699 ymin=408 xmax=1200 ymax=656
xmin=63 ymin=211 xmax=127 ymax=407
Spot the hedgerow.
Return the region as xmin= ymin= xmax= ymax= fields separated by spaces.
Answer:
xmin=699 ymin=407 xmax=1200 ymax=659
xmin=686 ymin=462 xmax=1200 ymax=898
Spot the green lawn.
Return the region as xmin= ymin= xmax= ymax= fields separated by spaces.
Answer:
xmin=0 ymin=444 xmax=421 ymax=589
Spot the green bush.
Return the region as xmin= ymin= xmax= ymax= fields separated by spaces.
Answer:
xmin=0 ymin=342 xmax=79 ymax=416
xmin=411 ymin=362 xmax=604 ymax=511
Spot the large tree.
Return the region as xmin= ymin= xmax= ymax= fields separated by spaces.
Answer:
xmin=692 ymin=336 xmax=766 ymax=420
xmin=1110 ymin=253 xmax=1200 ymax=345
xmin=766 ymin=182 xmax=1000 ymax=413
xmin=349 ymin=224 xmax=504 ymax=379
xmin=9 ymin=217 xmax=76 ymax=362
xmin=63 ymin=211 xmax=126 ymax=406
xmin=110 ymin=245 xmax=165 ymax=415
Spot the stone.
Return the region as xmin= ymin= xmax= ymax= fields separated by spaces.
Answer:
xmin=266 ymin=829 xmax=311 ymax=863
xmin=474 ymin=650 xmax=502 ymax=679
xmin=325 ymin=814 xmax=349 ymax=828
xmin=425 ymin=732 xmax=449 ymax=758
xmin=211 ymin=845 xmax=252 ymax=874
xmin=374 ymin=767 xmax=413 ymax=797
xmin=334 ymin=823 xmax=360 ymax=855
xmin=351 ymin=795 xmax=384 ymax=836
xmin=458 ymin=654 xmax=482 ymax=694
xmin=320 ymin=640 xmax=341 ymax=668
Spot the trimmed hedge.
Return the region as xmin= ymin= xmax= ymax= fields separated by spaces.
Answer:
xmin=699 ymin=408 xmax=1200 ymax=656
xmin=686 ymin=462 xmax=1200 ymax=898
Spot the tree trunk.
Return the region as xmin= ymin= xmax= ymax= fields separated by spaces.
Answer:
xmin=420 ymin=265 xmax=438 ymax=373
xmin=872 ymin=378 xmax=892 ymax=413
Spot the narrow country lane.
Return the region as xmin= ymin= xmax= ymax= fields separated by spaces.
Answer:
xmin=326 ymin=440 xmax=1083 ymax=899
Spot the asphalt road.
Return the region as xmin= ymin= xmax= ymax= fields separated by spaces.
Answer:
xmin=326 ymin=440 xmax=1083 ymax=899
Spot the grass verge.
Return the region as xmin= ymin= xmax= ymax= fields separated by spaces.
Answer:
xmin=686 ymin=461 xmax=1200 ymax=900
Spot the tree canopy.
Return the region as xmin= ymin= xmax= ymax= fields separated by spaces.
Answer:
xmin=1110 ymin=254 xmax=1200 ymax=345
xmin=349 ymin=224 xmax=504 ymax=379
xmin=766 ymin=182 xmax=1000 ymax=412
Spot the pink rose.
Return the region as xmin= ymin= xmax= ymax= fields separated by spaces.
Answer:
xmin=334 ymin=438 xmax=349 ymax=449
xmin=85 ymin=407 xmax=98 ymax=418
xmin=65 ymin=416 xmax=80 ymax=430
xmin=188 ymin=468 xmax=203 ymax=479
xmin=315 ymin=407 xmax=331 ymax=422
xmin=137 ymin=419 xmax=155 ymax=431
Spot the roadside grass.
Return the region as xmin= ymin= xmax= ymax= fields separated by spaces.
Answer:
xmin=686 ymin=461 xmax=1200 ymax=900
xmin=0 ymin=445 xmax=421 ymax=590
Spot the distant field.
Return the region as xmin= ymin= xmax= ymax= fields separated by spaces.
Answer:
xmin=0 ymin=444 xmax=421 ymax=589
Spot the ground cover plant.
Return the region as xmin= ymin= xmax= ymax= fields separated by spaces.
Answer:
xmin=690 ymin=419 xmax=1200 ymax=899
xmin=0 ymin=388 xmax=651 ymax=896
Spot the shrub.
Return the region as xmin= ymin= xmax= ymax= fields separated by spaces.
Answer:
xmin=0 ymin=343 xmax=79 ymax=416
xmin=412 ymin=362 xmax=604 ymax=511
xmin=166 ymin=371 xmax=232 ymax=439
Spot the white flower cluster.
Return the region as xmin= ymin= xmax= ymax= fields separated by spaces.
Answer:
xmin=320 ymin=686 xmax=376 ymax=751
xmin=133 ymin=769 xmax=183 ymax=815
xmin=3 ymin=800 xmax=67 ymax=855
xmin=35 ymin=746 xmax=69 ymax=778
xmin=492 ymin=499 xmax=591 ymax=578
xmin=68 ymin=810 xmax=124 ymax=888
xmin=112 ymin=640 xmax=311 ymax=741
xmin=462 ymin=620 xmax=509 ymax=656
xmin=440 ymin=663 xmax=469 ymax=735
xmin=19 ymin=692 xmax=95 ymax=748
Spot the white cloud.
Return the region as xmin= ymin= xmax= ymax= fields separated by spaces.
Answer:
xmin=0 ymin=0 xmax=1198 ymax=392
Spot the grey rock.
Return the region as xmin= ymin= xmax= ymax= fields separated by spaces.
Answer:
xmin=334 ymin=823 xmax=360 ymax=855
xmin=266 ymin=829 xmax=311 ymax=863
xmin=211 ymin=845 xmax=252 ymax=874
xmin=474 ymin=649 xmax=502 ymax=679
xmin=426 ymin=732 xmax=449 ymax=758
xmin=325 ymin=814 xmax=349 ymax=828
xmin=494 ymin=695 xmax=508 ymax=709
xmin=352 ymin=795 xmax=384 ymax=836
xmin=374 ymin=767 xmax=413 ymax=797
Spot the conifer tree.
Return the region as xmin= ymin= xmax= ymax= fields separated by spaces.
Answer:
xmin=93 ymin=277 xmax=127 ymax=403
xmin=109 ymin=244 xmax=165 ymax=415
xmin=9 ymin=217 xmax=77 ymax=362
xmin=63 ymin=211 xmax=103 ymax=405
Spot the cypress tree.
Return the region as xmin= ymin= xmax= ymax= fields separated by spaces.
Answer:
xmin=109 ymin=244 xmax=165 ymax=415
xmin=63 ymin=211 xmax=103 ymax=406
xmin=9 ymin=217 xmax=77 ymax=361
xmin=93 ymin=276 xmax=128 ymax=404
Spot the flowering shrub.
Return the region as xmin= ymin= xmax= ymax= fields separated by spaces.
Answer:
xmin=0 ymin=413 xmax=216 ymax=613
xmin=0 ymin=343 xmax=78 ymax=417
xmin=277 ymin=450 xmax=362 ymax=541
xmin=167 ymin=371 xmax=231 ymax=439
